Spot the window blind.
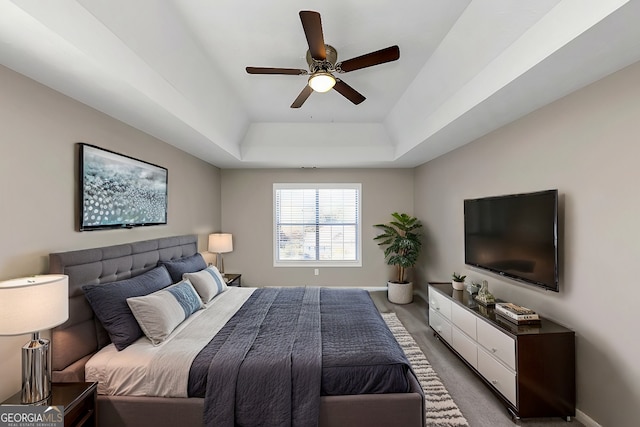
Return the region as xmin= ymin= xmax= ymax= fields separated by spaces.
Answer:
xmin=274 ymin=183 xmax=361 ymax=266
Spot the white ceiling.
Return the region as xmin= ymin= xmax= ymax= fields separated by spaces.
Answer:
xmin=2 ymin=0 xmax=640 ymax=168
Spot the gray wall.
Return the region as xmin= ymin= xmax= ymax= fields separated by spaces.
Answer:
xmin=2 ymin=53 xmax=638 ymax=426
xmin=0 ymin=65 xmax=221 ymax=401
xmin=221 ymin=168 xmax=414 ymax=287
xmin=413 ymin=61 xmax=640 ymax=426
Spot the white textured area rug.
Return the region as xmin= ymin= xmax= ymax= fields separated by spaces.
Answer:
xmin=382 ymin=312 xmax=470 ymax=427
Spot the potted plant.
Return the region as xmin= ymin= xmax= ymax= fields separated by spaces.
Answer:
xmin=452 ymin=272 xmax=466 ymax=291
xmin=374 ymin=213 xmax=422 ymax=304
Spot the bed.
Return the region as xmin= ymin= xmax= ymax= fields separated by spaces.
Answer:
xmin=49 ymin=235 xmax=424 ymax=427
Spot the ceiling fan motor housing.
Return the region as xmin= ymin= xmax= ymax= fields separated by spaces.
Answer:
xmin=306 ymin=44 xmax=338 ymax=73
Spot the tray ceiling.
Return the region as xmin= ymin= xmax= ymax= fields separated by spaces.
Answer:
xmin=1 ymin=0 xmax=639 ymax=168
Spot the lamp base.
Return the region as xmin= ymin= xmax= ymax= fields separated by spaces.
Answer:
xmin=21 ymin=333 xmax=51 ymax=405
xmin=216 ymin=253 xmax=225 ymax=274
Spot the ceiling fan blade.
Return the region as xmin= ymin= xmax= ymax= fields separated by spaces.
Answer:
xmin=291 ymin=85 xmax=314 ymax=108
xmin=333 ymin=79 xmax=366 ymax=105
xmin=337 ymin=45 xmax=400 ymax=73
xmin=246 ymin=67 xmax=308 ymax=75
xmin=299 ymin=11 xmax=326 ymax=60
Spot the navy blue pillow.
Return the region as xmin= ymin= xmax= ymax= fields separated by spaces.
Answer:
xmin=158 ymin=253 xmax=207 ymax=282
xmin=83 ymin=266 xmax=173 ymax=351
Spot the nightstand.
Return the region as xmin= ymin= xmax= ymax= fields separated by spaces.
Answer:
xmin=224 ymin=273 xmax=241 ymax=287
xmin=2 ymin=382 xmax=98 ymax=427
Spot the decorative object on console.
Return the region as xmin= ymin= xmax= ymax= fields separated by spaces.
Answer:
xmin=208 ymin=233 xmax=233 ymax=274
xmin=495 ymin=302 xmax=541 ymax=325
xmin=474 ymin=280 xmax=495 ymax=306
xmin=451 ymin=272 xmax=466 ymax=291
xmin=0 ymin=275 xmax=69 ymax=404
xmin=373 ymin=213 xmax=422 ymax=304
xmin=467 ymin=281 xmax=481 ymax=295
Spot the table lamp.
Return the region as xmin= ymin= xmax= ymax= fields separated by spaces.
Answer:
xmin=0 ymin=275 xmax=69 ymax=404
xmin=208 ymin=233 xmax=233 ymax=274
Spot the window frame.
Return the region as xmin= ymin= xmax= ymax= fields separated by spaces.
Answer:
xmin=273 ymin=183 xmax=362 ymax=267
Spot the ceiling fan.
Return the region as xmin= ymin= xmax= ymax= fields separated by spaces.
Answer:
xmin=246 ymin=10 xmax=400 ymax=108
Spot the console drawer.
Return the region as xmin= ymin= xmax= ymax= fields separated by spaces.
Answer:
xmin=477 ymin=318 xmax=516 ymax=370
xmin=451 ymin=303 xmax=477 ymax=340
xmin=428 ymin=288 xmax=451 ymax=320
xmin=478 ymin=346 xmax=517 ymax=406
xmin=452 ymin=327 xmax=477 ymax=368
xmin=429 ymin=308 xmax=452 ymax=345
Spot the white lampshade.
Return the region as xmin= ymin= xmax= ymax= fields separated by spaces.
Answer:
xmin=0 ymin=275 xmax=69 ymax=336
xmin=308 ymin=72 xmax=336 ymax=93
xmin=208 ymin=233 xmax=233 ymax=254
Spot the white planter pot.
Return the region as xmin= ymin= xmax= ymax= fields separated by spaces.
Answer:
xmin=452 ymin=280 xmax=465 ymax=291
xmin=387 ymin=281 xmax=413 ymax=304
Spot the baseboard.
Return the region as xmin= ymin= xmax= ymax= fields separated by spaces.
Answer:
xmin=414 ymin=289 xmax=427 ymax=303
xmin=320 ymin=286 xmax=387 ymax=291
xmin=261 ymin=285 xmax=387 ymax=292
xmin=575 ymin=409 xmax=601 ymax=427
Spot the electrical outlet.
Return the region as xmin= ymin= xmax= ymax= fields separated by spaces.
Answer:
xmin=314 ymin=268 xmax=319 ymax=276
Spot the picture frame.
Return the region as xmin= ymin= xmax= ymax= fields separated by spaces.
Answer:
xmin=78 ymin=143 xmax=168 ymax=231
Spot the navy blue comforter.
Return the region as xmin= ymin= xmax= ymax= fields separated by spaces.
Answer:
xmin=188 ymin=287 xmax=414 ymax=427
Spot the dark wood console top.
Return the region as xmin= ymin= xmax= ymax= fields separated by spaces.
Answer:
xmin=429 ymin=282 xmax=573 ymax=337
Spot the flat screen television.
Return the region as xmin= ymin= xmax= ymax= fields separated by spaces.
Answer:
xmin=464 ymin=189 xmax=559 ymax=292
xmin=78 ymin=143 xmax=168 ymax=231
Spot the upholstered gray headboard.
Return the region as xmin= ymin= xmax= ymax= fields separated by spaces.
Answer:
xmin=49 ymin=234 xmax=198 ymax=382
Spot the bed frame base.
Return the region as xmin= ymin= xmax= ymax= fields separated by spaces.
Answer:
xmin=97 ymin=374 xmax=423 ymax=427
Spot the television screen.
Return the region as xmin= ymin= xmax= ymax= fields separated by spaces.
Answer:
xmin=464 ymin=189 xmax=558 ymax=292
xmin=79 ymin=143 xmax=168 ymax=231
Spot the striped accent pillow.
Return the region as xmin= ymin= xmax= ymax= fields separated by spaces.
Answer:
xmin=183 ymin=266 xmax=228 ymax=303
xmin=126 ymin=280 xmax=203 ymax=345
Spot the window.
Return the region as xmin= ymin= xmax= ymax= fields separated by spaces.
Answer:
xmin=274 ymin=183 xmax=361 ymax=267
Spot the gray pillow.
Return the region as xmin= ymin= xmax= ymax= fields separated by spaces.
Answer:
xmin=183 ymin=266 xmax=228 ymax=303
xmin=127 ymin=280 xmax=203 ymax=345
xmin=158 ymin=253 xmax=207 ymax=282
xmin=82 ymin=266 xmax=173 ymax=350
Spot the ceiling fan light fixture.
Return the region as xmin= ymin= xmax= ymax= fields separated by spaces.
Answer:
xmin=308 ymin=72 xmax=336 ymax=93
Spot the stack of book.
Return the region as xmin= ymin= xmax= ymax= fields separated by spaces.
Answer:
xmin=494 ymin=302 xmax=541 ymax=325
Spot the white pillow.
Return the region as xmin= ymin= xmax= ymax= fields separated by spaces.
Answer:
xmin=183 ymin=266 xmax=228 ymax=303
xmin=126 ymin=280 xmax=203 ymax=345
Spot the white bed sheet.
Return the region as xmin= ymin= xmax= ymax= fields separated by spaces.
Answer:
xmin=85 ymin=286 xmax=255 ymax=397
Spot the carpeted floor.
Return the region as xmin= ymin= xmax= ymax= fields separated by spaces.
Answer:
xmin=383 ymin=312 xmax=470 ymax=427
